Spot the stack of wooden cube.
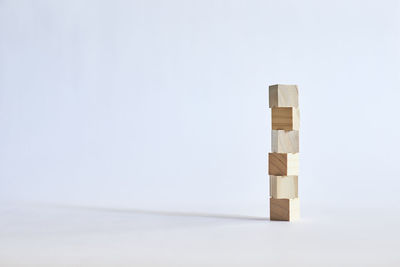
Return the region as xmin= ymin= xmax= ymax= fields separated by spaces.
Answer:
xmin=268 ymin=84 xmax=300 ymax=221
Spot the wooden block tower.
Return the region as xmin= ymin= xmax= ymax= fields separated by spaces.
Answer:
xmin=268 ymin=84 xmax=300 ymax=221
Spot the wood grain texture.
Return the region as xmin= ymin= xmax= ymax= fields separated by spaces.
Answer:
xmin=271 ymin=130 xmax=299 ymax=153
xmin=269 ymin=84 xmax=298 ymax=108
xmin=270 ymin=175 xmax=298 ymax=199
xmin=272 ymin=107 xmax=299 ymax=130
xmin=270 ymin=198 xmax=300 ymax=221
xmin=268 ymin=153 xmax=299 ymax=176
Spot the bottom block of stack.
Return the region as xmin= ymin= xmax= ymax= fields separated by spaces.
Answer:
xmin=270 ymin=198 xmax=300 ymax=221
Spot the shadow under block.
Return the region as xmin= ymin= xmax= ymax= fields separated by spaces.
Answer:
xmin=272 ymin=107 xmax=300 ymax=131
xmin=270 ymin=198 xmax=300 ymax=221
xmin=270 ymin=175 xmax=298 ymax=199
xmin=268 ymin=153 xmax=299 ymax=176
xmin=269 ymin=84 xmax=298 ymax=108
xmin=271 ymin=130 xmax=299 ymax=153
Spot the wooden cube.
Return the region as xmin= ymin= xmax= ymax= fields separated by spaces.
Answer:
xmin=268 ymin=153 xmax=299 ymax=176
xmin=272 ymin=107 xmax=299 ymax=131
xmin=270 ymin=198 xmax=300 ymax=221
xmin=272 ymin=130 xmax=299 ymax=153
xmin=270 ymin=176 xmax=298 ymax=199
xmin=269 ymin=84 xmax=298 ymax=108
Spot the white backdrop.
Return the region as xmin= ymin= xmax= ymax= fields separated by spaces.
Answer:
xmin=1 ymin=0 xmax=400 ymax=212
xmin=1 ymin=0 xmax=400 ymax=211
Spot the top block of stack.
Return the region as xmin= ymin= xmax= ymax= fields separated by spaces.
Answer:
xmin=269 ymin=84 xmax=298 ymax=108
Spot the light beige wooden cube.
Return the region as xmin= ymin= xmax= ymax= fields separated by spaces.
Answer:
xmin=272 ymin=130 xmax=299 ymax=153
xmin=269 ymin=84 xmax=298 ymax=108
xmin=270 ymin=175 xmax=298 ymax=199
xmin=270 ymin=197 xmax=300 ymax=221
xmin=272 ymin=107 xmax=300 ymax=131
xmin=268 ymin=153 xmax=299 ymax=176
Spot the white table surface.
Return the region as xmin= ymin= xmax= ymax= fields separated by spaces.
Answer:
xmin=1 ymin=202 xmax=399 ymax=267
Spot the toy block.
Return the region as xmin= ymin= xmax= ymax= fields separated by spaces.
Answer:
xmin=270 ymin=198 xmax=300 ymax=221
xmin=268 ymin=153 xmax=299 ymax=176
xmin=269 ymin=84 xmax=298 ymax=108
xmin=272 ymin=107 xmax=299 ymax=131
xmin=272 ymin=130 xmax=299 ymax=153
xmin=270 ymin=175 xmax=298 ymax=199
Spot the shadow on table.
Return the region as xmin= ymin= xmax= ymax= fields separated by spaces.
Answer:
xmin=55 ymin=204 xmax=268 ymax=221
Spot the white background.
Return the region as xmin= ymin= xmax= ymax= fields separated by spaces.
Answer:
xmin=1 ymin=0 xmax=400 ymax=266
